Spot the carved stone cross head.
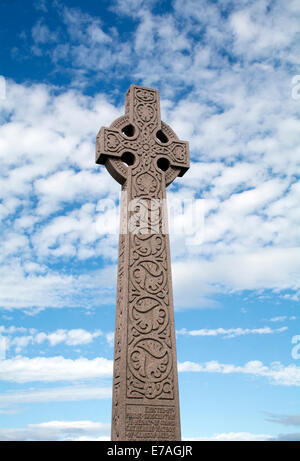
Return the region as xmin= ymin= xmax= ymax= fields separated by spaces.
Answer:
xmin=96 ymin=84 xmax=189 ymax=193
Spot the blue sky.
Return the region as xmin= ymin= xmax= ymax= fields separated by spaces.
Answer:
xmin=0 ymin=0 xmax=300 ymax=441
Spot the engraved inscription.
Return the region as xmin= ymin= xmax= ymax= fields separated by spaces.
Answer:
xmin=126 ymin=405 xmax=176 ymax=441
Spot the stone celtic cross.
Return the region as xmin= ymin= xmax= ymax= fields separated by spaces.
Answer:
xmin=96 ymin=85 xmax=189 ymax=441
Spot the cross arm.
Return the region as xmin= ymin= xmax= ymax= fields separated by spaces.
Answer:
xmin=96 ymin=127 xmax=138 ymax=165
xmin=167 ymin=140 xmax=189 ymax=176
xmin=152 ymin=138 xmax=190 ymax=177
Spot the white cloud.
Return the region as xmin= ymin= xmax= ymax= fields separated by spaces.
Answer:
xmin=0 ymin=385 xmax=111 ymax=412
xmin=2 ymin=355 xmax=298 ymax=387
xmin=33 ymin=0 xmax=48 ymax=13
xmin=10 ymin=336 xmax=34 ymax=354
xmin=34 ymin=169 xmax=118 ymax=216
xmin=269 ymin=316 xmax=296 ymax=323
xmin=274 ymin=432 xmax=300 ymax=441
xmin=62 ymin=7 xmax=111 ymax=45
xmin=178 ymin=360 xmax=300 ymax=386
xmin=2 ymin=325 xmax=109 ymax=353
xmin=172 ymin=248 xmax=300 ymax=309
xmin=0 ymin=326 xmax=27 ymax=335
xmin=230 ymin=10 xmax=257 ymax=41
xmin=32 ymin=202 xmax=119 ymax=259
xmin=32 ymin=20 xmax=58 ymax=46
xmin=186 ymin=432 xmax=272 ymax=441
xmin=229 ymin=3 xmax=297 ymax=58
xmin=34 ymin=328 xmax=102 ymax=346
xmin=265 ymin=412 xmax=300 ymax=427
xmin=1 ymin=0 xmax=300 ymax=314
xmin=0 ymin=356 xmax=113 ymax=383
xmin=0 ymin=261 xmax=115 ymax=311
xmin=105 ymin=332 xmax=114 ymax=347
xmin=0 ymin=80 xmax=125 ymax=311
xmin=205 ymin=432 xmax=300 ymax=442
xmin=0 ymin=420 xmax=110 ymax=441
xmin=177 ymin=326 xmax=288 ymax=339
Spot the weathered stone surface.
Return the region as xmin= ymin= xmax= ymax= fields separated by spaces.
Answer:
xmin=96 ymin=85 xmax=189 ymax=441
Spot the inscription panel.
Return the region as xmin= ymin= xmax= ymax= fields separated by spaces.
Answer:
xmin=125 ymin=405 xmax=176 ymax=440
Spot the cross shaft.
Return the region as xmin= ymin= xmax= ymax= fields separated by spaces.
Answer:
xmin=96 ymin=85 xmax=189 ymax=441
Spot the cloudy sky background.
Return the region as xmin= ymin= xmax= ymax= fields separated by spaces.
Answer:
xmin=0 ymin=0 xmax=300 ymax=440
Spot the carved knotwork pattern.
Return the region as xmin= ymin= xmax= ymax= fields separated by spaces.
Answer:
xmin=124 ymin=87 xmax=175 ymax=400
xmin=127 ymin=231 xmax=174 ymax=400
